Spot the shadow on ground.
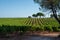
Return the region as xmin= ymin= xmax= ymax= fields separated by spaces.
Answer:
xmin=0 ymin=35 xmax=60 ymax=40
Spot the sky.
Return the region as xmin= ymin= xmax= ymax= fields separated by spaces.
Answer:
xmin=0 ymin=0 xmax=49 ymax=18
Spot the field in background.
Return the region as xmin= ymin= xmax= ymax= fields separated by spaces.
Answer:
xmin=0 ymin=18 xmax=59 ymax=26
xmin=0 ymin=18 xmax=60 ymax=34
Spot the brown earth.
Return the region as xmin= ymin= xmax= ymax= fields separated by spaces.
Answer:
xmin=0 ymin=31 xmax=60 ymax=40
xmin=23 ymin=31 xmax=60 ymax=37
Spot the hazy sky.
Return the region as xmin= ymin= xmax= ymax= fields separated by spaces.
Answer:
xmin=0 ymin=0 xmax=49 ymax=18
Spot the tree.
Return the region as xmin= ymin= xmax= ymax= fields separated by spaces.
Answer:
xmin=50 ymin=14 xmax=54 ymax=18
xmin=28 ymin=16 xmax=31 ymax=18
xmin=37 ymin=12 xmax=44 ymax=18
xmin=58 ymin=14 xmax=60 ymax=18
xmin=34 ymin=0 xmax=60 ymax=24
xmin=32 ymin=14 xmax=37 ymax=18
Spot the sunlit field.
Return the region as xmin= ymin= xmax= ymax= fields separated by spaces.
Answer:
xmin=0 ymin=18 xmax=59 ymax=26
xmin=0 ymin=18 xmax=59 ymax=33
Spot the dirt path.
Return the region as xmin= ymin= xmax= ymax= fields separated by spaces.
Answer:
xmin=0 ymin=35 xmax=60 ymax=40
xmin=23 ymin=31 xmax=60 ymax=37
xmin=0 ymin=31 xmax=60 ymax=40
